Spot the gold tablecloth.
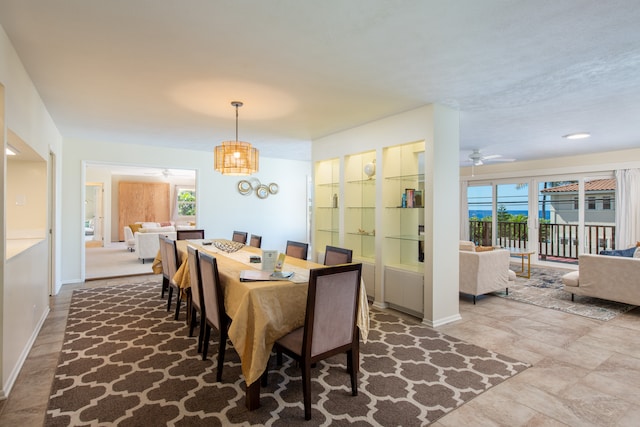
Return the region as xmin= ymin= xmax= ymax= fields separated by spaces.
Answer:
xmin=159 ymin=239 xmax=370 ymax=386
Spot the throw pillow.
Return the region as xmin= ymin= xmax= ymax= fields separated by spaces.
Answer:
xmin=475 ymin=246 xmax=494 ymax=252
xmin=160 ymin=221 xmax=172 ymax=227
xmin=129 ymin=223 xmax=142 ymax=234
xmin=599 ymin=247 xmax=637 ymax=257
xmin=459 ymin=241 xmax=476 ymax=252
xmin=635 ymin=246 xmax=640 ymax=258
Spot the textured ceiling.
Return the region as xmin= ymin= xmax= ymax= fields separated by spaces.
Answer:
xmin=1 ymin=0 xmax=639 ymax=165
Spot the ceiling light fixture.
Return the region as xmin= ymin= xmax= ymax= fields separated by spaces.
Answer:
xmin=214 ymin=101 xmax=259 ymax=176
xmin=5 ymin=145 xmax=18 ymax=156
xmin=563 ymin=132 xmax=591 ymax=140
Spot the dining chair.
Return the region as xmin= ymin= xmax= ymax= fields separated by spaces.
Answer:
xmin=249 ymin=234 xmax=262 ymax=248
xmin=177 ymin=229 xmax=205 ymax=240
xmin=162 ymin=236 xmax=183 ymax=320
xmin=158 ymin=234 xmax=169 ymax=298
xmin=285 ymin=240 xmax=308 ymax=260
xmin=324 ymin=245 xmax=353 ymax=265
xmin=232 ymin=230 xmax=248 ymax=244
xmin=187 ymin=245 xmax=206 ymax=353
xmin=274 ymin=263 xmax=363 ymax=420
xmin=198 ymin=251 xmax=231 ymax=381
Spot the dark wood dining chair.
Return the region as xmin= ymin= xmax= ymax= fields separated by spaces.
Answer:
xmin=274 ymin=263 xmax=363 ymax=420
xmin=249 ymin=234 xmax=262 ymax=248
xmin=198 ymin=251 xmax=231 ymax=381
xmin=285 ymin=240 xmax=308 ymax=260
xmin=324 ymin=245 xmax=353 ymax=265
xmin=177 ymin=229 xmax=205 ymax=240
xmin=158 ymin=234 xmax=170 ymax=298
xmin=232 ymin=230 xmax=248 ymax=244
xmin=161 ymin=236 xmax=183 ymax=320
xmin=187 ymin=245 xmax=206 ymax=353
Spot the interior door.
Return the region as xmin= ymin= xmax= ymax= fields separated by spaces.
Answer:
xmin=85 ymin=183 xmax=104 ymax=247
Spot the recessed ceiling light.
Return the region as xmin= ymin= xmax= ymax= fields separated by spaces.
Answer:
xmin=5 ymin=145 xmax=18 ymax=155
xmin=563 ymin=132 xmax=591 ymax=140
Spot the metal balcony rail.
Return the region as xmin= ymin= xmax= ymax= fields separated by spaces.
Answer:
xmin=468 ymin=220 xmax=616 ymax=260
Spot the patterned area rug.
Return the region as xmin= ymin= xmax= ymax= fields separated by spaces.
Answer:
xmin=493 ymin=266 xmax=636 ymax=321
xmin=45 ymin=279 xmax=529 ymax=426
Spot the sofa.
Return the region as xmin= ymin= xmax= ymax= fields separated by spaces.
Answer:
xmin=562 ymin=253 xmax=640 ymax=305
xmin=135 ymin=229 xmax=177 ymax=262
xmin=459 ymin=241 xmax=516 ymax=304
xmin=127 ymin=222 xmax=189 ymax=263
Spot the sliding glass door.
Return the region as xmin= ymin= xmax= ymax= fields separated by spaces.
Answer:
xmin=465 ymin=174 xmax=616 ymax=266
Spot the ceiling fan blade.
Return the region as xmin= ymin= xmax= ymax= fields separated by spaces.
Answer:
xmin=487 ymin=157 xmax=516 ymax=162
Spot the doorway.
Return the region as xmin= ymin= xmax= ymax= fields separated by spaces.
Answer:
xmin=85 ymin=183 xmax=104 ymax=248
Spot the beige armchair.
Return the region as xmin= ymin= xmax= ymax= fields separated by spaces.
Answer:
xmin=459 ymin=247 xmax=514 ymax=304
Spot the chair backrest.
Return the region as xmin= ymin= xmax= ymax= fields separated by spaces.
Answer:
xmin=303 ymin=263 xmax=362 ymax=358
xmin=286 ymin=240 xmax=308 ymax=260
xmin=158 ymin=235 xmax=169 ymax=279
xmin=324 ymin=245 xmax=353 ymax=265
xmin=162 ymin=236 xmax=180 ymax=283
xmin=232 ymin=231 xmax=248 ymax=244
xmin=198 ymin=251 xmax=225 ymax=330
xmin=249 ymin=234 xmax=262 ymax=248
xmin=124 ymin=226 xmax=134 ymax=242
xmin=187 ymin=245 xmax=203 ymax=311
xmin=177 ymin=229 xmax=205 ymax=240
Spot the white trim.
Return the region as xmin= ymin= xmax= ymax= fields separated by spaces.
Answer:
xmin=423 ymin=313 xmax=462 ymax=328
xmin=1 ymin=307 xmax=50 ymax=398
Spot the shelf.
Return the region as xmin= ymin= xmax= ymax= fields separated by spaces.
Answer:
xmin=346 ymin=178 xmax=376 ymax=185
xmin=385 ymin=234 xmax=424 ymax=241
xmin=317 ymin=228 xmax=338 ymax=233
xmin=346 ymin=206 xmax=375 ymax=209
xmin=385 ymin=173 xmax=424 ymax=181
xmin=347 ymin=231 xmax=375 ymax=236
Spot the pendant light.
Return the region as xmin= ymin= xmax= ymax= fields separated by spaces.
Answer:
xmin=214 ymin=101 xmax=259 ymax=175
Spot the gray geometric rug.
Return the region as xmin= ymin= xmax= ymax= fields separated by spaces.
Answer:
xmin=45 ymin=279 xmax=529 ymax=426
xmin=493 ymin=266 xmax=637 ymax=321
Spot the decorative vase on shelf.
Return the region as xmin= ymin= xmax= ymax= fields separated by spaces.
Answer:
xmin=364 ymin=160 xmax=375 ymax=179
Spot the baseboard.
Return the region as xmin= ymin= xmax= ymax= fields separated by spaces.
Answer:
xmin=423 ymin=313 xmax=462 ymax=328
xmin=1 ymin=306 xmax=50 ymax=398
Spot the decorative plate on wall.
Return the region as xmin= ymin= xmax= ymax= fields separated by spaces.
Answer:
xmin=237 ymin=180 xmax=252 ymax=195
xmin=256 ymin=184 xmax=270 ymax=199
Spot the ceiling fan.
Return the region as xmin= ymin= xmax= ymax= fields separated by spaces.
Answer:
xmin=143 ymin=168 xmax=195 ymax=178
xmin=467 ymin=149 xmax=515 ymax=166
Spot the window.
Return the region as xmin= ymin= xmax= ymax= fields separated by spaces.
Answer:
xmin=603 ymin=195 xmax=612 ymax=210
xmin=587 ymin=196 xmax=596 ymax=210
xmin=176 ymin=187 xmax=196 ymax=217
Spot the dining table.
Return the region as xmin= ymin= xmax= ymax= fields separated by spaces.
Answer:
xmin=152 ymin=238 xmax=370 ymax=410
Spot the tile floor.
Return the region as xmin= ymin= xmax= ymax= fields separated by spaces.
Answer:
xmin=1 ymin=276 xmax=639 ymax=426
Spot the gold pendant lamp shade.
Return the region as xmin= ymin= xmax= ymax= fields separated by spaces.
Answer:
xmin=214 ymin=101 xmax=259 ymax=176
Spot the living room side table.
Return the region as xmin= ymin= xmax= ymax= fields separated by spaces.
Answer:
xmin=509 ymin=248 xmax=535 ymax=279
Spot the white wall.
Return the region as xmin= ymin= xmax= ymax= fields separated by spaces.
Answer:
xmin=1 ymin=24 xmax=62 ymax=398
xmin=62 ymin=138 xmax=311 ymax=285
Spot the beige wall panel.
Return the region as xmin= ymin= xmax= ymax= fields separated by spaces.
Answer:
xmin=118 ymin=182 xmax=170 ymax=240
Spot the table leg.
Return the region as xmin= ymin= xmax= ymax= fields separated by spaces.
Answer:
xmin=246 ymin=380 xmax=260 ymax=410
xmin=525 ymin=254 xmax=531 ymax=279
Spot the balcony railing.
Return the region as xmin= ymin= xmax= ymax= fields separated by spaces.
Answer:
xmin=468 ymin=220 xmax=616 ymax=260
